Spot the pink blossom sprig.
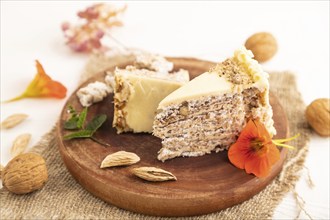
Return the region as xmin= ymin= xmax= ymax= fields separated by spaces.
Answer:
xmin=62 ymin=3 xmax=126 ymax=53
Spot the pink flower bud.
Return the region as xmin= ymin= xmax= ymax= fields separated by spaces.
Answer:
xmin=95 ymin=30 xmax=105 ymax=39
xmin=61 ymin=22 xmax=70 ymax=31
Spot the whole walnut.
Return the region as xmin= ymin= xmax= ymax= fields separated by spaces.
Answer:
xmin=305 ymin=98 xmax=330 ymax=136
xmin=2 ymin=153 xmax=48 ymax=194
xmin=245 ymin=32 xmax=278 ymax=63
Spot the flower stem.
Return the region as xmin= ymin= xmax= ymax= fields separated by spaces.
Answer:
xmin=273 ymin=133 xmax=300 ymax=143
xmin=90 ymin=136 xmax=111 ymax=147
xmin=272 ymin=133 xmax=300 ymax=150
xmin=2 ymin=94 xmax=26 ymax=103
xmin=272 ymin=141 xmax=295 ymax=150
xmin=105 ymin=31 xmax=128 ymax=51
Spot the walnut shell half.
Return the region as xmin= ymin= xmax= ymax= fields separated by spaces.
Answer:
xmin=2 ymin=153 xmax=48 ymax=194
xmin=305 ymin=98 xmax=330 ymax=136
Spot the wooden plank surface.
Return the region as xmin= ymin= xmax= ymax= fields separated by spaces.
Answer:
xmin=56 ymin=57 xmax=289 ymax=217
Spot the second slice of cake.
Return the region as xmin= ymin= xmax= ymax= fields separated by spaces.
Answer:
xmin=153 ymin=47 xmax=276 ymax=161
xmin=113 ymin=53 xmax=190 ymax=134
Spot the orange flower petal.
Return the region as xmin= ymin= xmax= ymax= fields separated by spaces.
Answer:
xmin=227 ymin=119 xmax=281 ymax=178
xmin=3 ymin=60 xmax=67 ymax=102
xmin=236 ymin=120 xmax=259 ymax=142
xmin=254 ymin=119 xmax=272 ymax=140
xmin=35 ymin=60 xmax=51 ymax=80
xmin=244 ymin=154 xmax=270 ymax=177
xmin=228 ymin=142 xmax=248 ymax=169
xmin=267 ymin=144 xmax=281 ymax=165
xmin=46 ymin=80 xmax=67 ymax=98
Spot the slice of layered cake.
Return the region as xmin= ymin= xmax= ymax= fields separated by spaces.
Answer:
xmin=113 ymin=53 xmax=189 ymax=134
xmin=153 ymin=47 xmax=276 ymax=161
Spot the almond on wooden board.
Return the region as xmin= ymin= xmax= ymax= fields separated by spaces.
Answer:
xmin=132 ymin=167 xmax=177 ymax=182
xmin=100 ymin=151 xmax=140 ymax=168
xmin=0 ymin=114 xmax=28 ymax=129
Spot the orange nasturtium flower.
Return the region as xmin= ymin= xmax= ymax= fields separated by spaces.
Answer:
xmin=4 ymin=60 xmax=67 ymax=102
xmin=228 ymin=119 xmax=299 ymax=178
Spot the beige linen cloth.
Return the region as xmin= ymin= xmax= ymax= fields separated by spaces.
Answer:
xmin=0 ymin=54 xmax=311 ymax=219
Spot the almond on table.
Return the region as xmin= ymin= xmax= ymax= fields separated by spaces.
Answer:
xmin=0 ymin=114 xmax=28 ymax=129
xmin=10 ymin=133 xmax=31 ymax=157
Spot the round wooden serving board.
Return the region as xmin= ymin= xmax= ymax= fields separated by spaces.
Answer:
xmin=57 ymin=57 xmax=289 ymax=217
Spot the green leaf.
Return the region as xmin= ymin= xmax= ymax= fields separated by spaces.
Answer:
xmin=86 ymin=114 xmax=107 ymax=134
xmin=68 ymin=105 xmax=78 ymax=117
xmin=64 ymin=105 xmax=80 ymax=130
xmin=68 ymin=105 xmax=74 ymax=113
xmin=64 ymin=118 xmax=79 ymax=130
xmin=77 ymin=107 xmax=88 ymax=129
xmin=63 ymin=130 xmax=93 ymax=140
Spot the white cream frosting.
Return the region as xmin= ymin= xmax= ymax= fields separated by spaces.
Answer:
xmin=159 ymin=47 xmax=270 ymax=108
xmin=233 ymin=46 xmax=270 ymax=90
xmin=158 ymin=72 xmax=232 ymax=108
